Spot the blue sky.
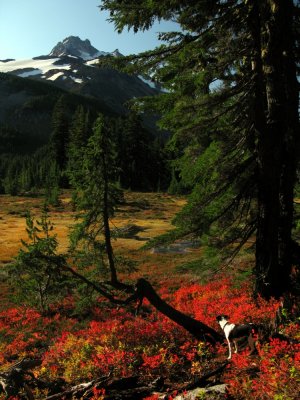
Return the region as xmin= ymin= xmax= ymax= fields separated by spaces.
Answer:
xmin=0 ymin=0 xmax=176 ymax=59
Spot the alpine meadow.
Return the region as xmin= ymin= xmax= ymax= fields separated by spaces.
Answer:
xmin=0 ymin=1 xmax=299 ymax=399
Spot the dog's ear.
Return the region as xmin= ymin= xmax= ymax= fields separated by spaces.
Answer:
xmin=216 ymin=314 xmax=230 ymax=322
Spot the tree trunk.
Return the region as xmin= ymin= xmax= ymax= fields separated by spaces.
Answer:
xmin=277 ymin=0 xmax=300 ymax=293
xmin=62 ymin=263 xmax=221 ymax=344
xmin=102 ymin=153 xmax=118 ymax=285
xmin=253 ymin=0 xmax=299 ymax=298
xmin=133 ymin=278 xmax=223 ymax=344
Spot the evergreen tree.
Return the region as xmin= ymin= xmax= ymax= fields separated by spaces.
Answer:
xmin=118 ymin=111 xmax=151 ymax=190
xmin=3 ymin=158 xmax=21 ymax=195
xmin=45 ymin=160 xmax=61 ymax=206
xmin=67 ymin=105 xmax=91 ymax=196
xmin=49 ymin=95 xmax=70 ymax=174
xmin=68 ymin=106 xmax=90 ymax=153
xmin=9 ymin=206 xmax=67 ymax=313
xmin=100 ymin=0 xmax=300 ymax=298
xmin=69 ymin=114 xmax=123 ymax=285
xmin=115 ymin=111 xmax=169 ymax=191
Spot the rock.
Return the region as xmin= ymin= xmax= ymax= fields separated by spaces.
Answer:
xmin=173 ymin=384 xmax=227 ymax=399
xmin=49 ymin=36 xmax=104 ymax=59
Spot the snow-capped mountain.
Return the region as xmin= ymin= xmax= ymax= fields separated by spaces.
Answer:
xmin=48 ymin=36 xmax=123 ymax=60
xmin=49 ymin=36 xmax=108 ymax=59
xmin=0 ymin=36 xmax=160 ymax=114
xmin=0 ymin=36 xmax=163 ymax=147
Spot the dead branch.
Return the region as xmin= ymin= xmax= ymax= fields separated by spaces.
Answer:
xmin=0 ymin=358 xmax=42 ymax=399
xmin=184 ymin=361 xmax=229 ymax=390
xmin=45 ymin=375 xmax=161 ymax=400
xmin=127 ymin=278 xmax=223 ymax=344
xmin=60 ymin=264 xmax=223 ymax=345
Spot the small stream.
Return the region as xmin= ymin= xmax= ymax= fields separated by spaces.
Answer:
xmin=151 ymin=240 xmax=200 ymax=254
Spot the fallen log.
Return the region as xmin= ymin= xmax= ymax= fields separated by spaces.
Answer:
xmin=61 ymin=262 xmax=222 ymax=345
xmin=0 ymin=358 xmax=42 ymax=399
xmin=127 ymin=278 xmax=223 ymax=344
xmin=45 ymin=375 xmax=163 ymax=400
xmin=184 ymin=361 xmax=229 ymax=390
xmin=45 ymin=380 xmax=101 ymax=400
xmin=42 ymin=361 xmax=231 ymax=400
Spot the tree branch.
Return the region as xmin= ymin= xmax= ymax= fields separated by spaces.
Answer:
xmin=131 ymin=278 xmax=223 ymax=344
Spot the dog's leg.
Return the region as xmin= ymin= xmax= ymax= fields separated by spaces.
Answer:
xmin=227 ymin=338 xmax=232 ymax=359
xmin=233 ymin=339 xmax=238 ymax=354
xmin=248 ymin=334 xmax=256 ymax=355
xmin=135 ymin=297 xmax=143 ymax=316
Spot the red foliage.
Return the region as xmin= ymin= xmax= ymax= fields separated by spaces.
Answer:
xmin=1 ymin=276 xmax=299 ymax=399
xmin=224 ymin=338 xmax=300 ymax=399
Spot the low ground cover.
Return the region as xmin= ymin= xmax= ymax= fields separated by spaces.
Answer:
xmin=0 ymin=192 xmax=299 ymax=399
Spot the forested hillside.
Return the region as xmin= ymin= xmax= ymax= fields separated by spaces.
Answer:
xmin=0 ymin=73 xmax=169 ymax=197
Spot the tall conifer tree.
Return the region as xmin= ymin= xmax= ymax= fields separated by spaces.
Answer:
xmin=49 ymin=95 xmax=69 ymax=172
xmin=69 ymin=114 xmax=123 ymax=285
xmin=100 ymin=0 xmax=300 ymax=298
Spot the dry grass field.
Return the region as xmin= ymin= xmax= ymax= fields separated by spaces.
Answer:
xmin=0 ymin=193 xmax=74 ymax=267
xmin=0 ymin=191 xmax=202 ymax=281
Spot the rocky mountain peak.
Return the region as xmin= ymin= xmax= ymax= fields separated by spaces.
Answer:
xmin=49 ymin=36 xmax=103 ymax=60
xmin=111 ymin=49 xmax=122 ymax=57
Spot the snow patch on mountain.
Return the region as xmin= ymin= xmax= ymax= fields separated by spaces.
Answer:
xmin=0 ymin=58 xmax=71 ymax=76
xmin=70 ymin=76 xmax=84 ymax=84
xmin=0 ymin=37 xmax=164 ymax=97
xmin=138 ymin=75 xmax=158 ymax=90
xmin=85 ymin=58 xmax=100 ymax=66
xmin=0 ymin=56 xmax=105 ymax=83
xmin=48 ymin=71 xmax=65 ymax=81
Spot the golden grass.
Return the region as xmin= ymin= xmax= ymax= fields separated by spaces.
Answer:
xmin=0 ymin=193 xmax=74 ymax=266
xmin=0 ymin=191 xmax=196 ymax=279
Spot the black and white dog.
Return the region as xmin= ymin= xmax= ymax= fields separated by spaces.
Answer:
xmin=216 ymin=315 xmax=257 ymax=359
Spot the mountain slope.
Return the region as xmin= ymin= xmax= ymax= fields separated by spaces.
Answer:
xmin=0 ymin=36 xmax=161 ymax=115
xmin=0 ymin=71 xmax=116 ymax=155
xmin=0 ymin=36 xmax=165 ymax=159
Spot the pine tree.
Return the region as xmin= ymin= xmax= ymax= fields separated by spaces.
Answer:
xmin=118 ymin=111 xmax=151 ymax=189
xmin=68 ymin=106 xmax=90 ymax=154
xmin=69 ymin=114 xmax=123 ymax=285
xmin=3 ymin=158 xmax=20 ymax=195
xmin=49 ymin=95 xmax=69 ymax=173
xmin=45 ymin=160 xmax=61 ymax=206
xmin=10 ymin=206 xmax=67 ymax=313
xmin=116 ymin=111 xmax=169 ymax=191
xmin=67 ymin=106 xmax=90 ymax=195
xmin=100 ymin=0 xmax=300 ymax=298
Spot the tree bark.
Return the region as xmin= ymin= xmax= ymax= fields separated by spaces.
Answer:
xmin=253 ymin=0 xmax=299 ymax=298
xmin=102 ymin=154 xmax=118 ymax=285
